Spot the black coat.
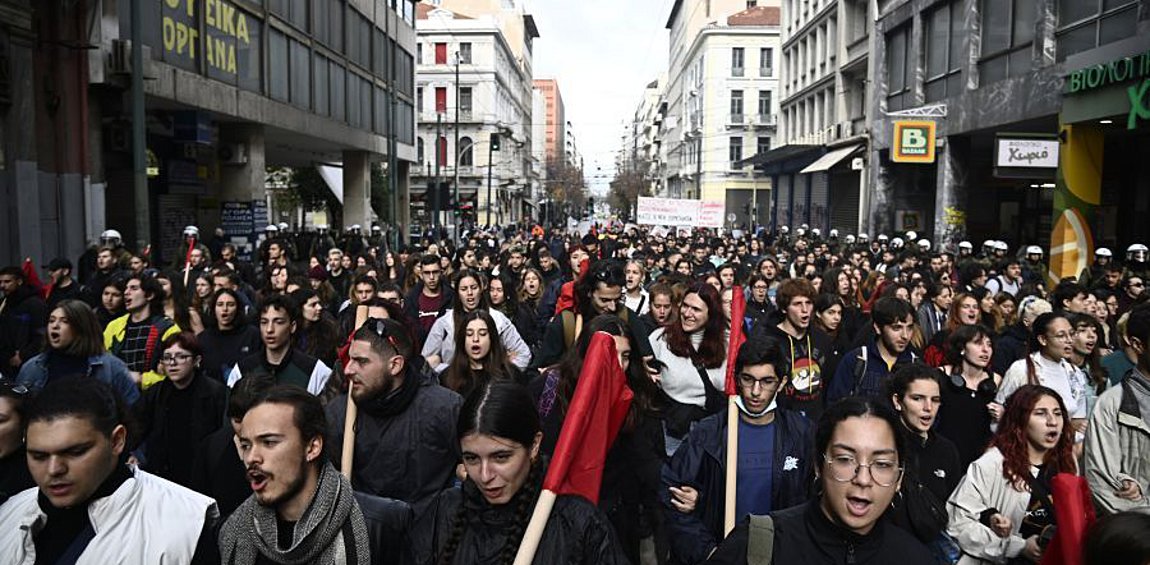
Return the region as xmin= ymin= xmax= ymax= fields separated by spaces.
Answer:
xmin=0 ymin=285 xmax=47 ymax=379
xmin=354 ymin=492 xmax=415 ymax=565
xmin=993 ymin=323 xmax=1029 ymax=376
xmin=411 ymin=478 xmax=630 ymax=565
xmin=133 ymin=373 xmax=228 ymax=486
xmin=189 ymin=425 xmax=250 ymax=519
xmin=706 ymin=500 xmax=933 ymax=564
xmin=662 ymin=408 xmax=813 ymax=565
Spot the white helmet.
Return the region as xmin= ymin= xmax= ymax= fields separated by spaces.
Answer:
xmin=1096 ymin=247 xmax=1112 ymax=258
xmin=100 ymin=229 xmax=122 ymax=245
xmin=890 ymin=237 xmax=905 ymax=249
xmin=350 ymin=224 xmax=362 ymax=232
xmin=779 ymin=226 xmax=790 ymax=234
xmin=994 ymin=241 xmax=1009 ymax=252
xmin=857 ymin=233 xmax=869 ymax=242
xmin=371 ymin=225 xmax=382 ymax=233
xmin=1025 ymin=245 xmax=1043 ymax=256
xmin=795 ymin=228 xmax=806 ymax=237
xmin=800 ymin=223 xmax=809 ymax=230
xmin=844 ymin=234 xmax=856 ymax=244
xmin=917 ymin=238 xmax=931 ymax=251
xmin=182 ymin=225 xmax=199 ymax=238
xmin=958 ymin=241 xmax=973 ymax=250
xmin=829 ymin=229 xmax=839 ymax=238
xmin=811 ymin=228 xmax=821 ymax=238
xmin=877 ymin=234 xmax=889 ymax=243
xmin=277 ymin=222 xmax=289 ymax=231
xmin=265 ymin=224 xmax=279 ymax=233
xmin=906 ymin=230 xmax=918 ymax=242
xmin=1128 ymin=244 xmax=1148 ymax=263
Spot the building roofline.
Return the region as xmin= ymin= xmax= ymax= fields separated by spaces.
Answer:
xmin=665 ymin=0 xmax=683 ymax=29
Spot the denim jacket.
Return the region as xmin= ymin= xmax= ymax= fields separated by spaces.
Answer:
xmin=16 ymin=352 xmax=141 ymax=405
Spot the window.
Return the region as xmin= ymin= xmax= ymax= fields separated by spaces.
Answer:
xmin=747 ymin=0 xmax=757 ymax=6
xmin=459 ymin=42 xmax=472 ymax=64
xmin=416 ymin=87 xmax=423 ymax=112
xmin=435 ymin=87 xmax=447 ymax=113
xmin=757 ymin=136 xmax=771 ymax=155
xmin=374 ymin=86 xmax=386 ymax=133
xmin=459 ymin=136 xmax=474 ymax=166
xmin=732 ymin=47 xmax=745 ymax=76
xmin=417 ymin=138 xmax=425 ymax=165
xmin=459 ymin=87 xmax=473 ymax=115
xmin=289 ymin=39 xmax=311 ymax=110
xmin=757 ymin=90 xmax=772 ymax=118
xmin=979 ymin=0 xmax=1035 ymax=84
xmin=271 ymin=0 xmax=308 ymax=31
xmin=759 ymin=47 xmax=773 ymax=76
xmin=1056 ymin=0 xmax=1138 ymax=60
xmin=437 ymin=136 xmax=447 ymax=164
xmin=924 ymin=1 xmax=964 ymax=102
xmin=417 ymin=43 xmax=422 ymax=65
xmin=435 ymin=42 xmax=447 ymax=64
xmin=730 ymin=90 xmax=744 ymax=119
xmin=269 ymin=29 xmax=289 ymax=102
xmin=331 ymin=63 xmax=346 ymax=121
xmin=885 ymin=25 xmax=911 ymax=111
xmin=729 ymin=137 xmax=744 ymax=167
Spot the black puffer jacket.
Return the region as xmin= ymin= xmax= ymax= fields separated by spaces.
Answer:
xmin=412 ymin=473 xmax=629 ymax=565
xmin=707 ymin=500 xmax=933 ymax=564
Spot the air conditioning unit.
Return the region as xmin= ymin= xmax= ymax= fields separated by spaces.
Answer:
xmin=108 ymin=39 xmax=153 ymax=77
xmin=219 ymin=144 xmax=249 ymax=166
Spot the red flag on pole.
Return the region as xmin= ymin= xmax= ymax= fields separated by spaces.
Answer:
xmin=542 ymin=331 xmax=633 ymax=504
xmin=514 ymin=331 xmax=633 ymax=565
xmin=21 ymin=258 xmax=45 ymax=298
xmin=1039 ymin=473 xmax=1094 ymax=565
xmin=725 ymin=284 xmax=747 ymax=396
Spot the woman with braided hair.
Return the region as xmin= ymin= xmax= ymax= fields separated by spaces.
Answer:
xmin=413 ymin=380 xmax=628 ymax=565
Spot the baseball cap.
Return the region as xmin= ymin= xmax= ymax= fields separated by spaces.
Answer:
xmin=45 ymin=258 xmax=72 ymax=271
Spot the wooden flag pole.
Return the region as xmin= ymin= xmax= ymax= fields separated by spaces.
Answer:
xmin=512 ymin=489 xmax=558 ymax=565
xmin=182 ymin=237 xmax=196 ymax=287
xmin=341 ymin=304 xmax=369 ymax=480
xmin=724 ymin=394 xmax=739 ymax=535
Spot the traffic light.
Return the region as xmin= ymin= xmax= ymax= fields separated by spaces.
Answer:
xmin=490 ymin=133 xmax=501 ymax=151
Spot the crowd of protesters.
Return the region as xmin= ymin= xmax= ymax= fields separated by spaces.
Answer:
xmin=0 ymin=221 xmax=1148 ymax=564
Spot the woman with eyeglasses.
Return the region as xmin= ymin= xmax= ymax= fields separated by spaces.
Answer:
xmin=16 ymin=299 xmax=139 ymax=405
xmin=131 ymin=331 xmax=227 ymax=487
xmin=946 ymin=385 xmax=1076 ymax=565
xmin=997 ymin=313 xmax=1089 ymax=446
xmin=0 ymin=380 xmax=33 ymax=505
xmin=197 ymin=288 xmax=263 ymax=383
xmin=937 ymin=324 xmax=1005 ymax=468
xmin=707 ymin=397 xmax=933 ymax=564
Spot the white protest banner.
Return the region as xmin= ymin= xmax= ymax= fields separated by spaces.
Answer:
xmin=696 ymin=201 xmax=725 ymax=228
xmin=637 ymin=197 xmax=698 ymax=227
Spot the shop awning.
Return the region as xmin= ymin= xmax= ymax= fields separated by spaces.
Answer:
xmin=737 ymin=144 xmax=820 ymax=168
xmin=799 ymin=144 xmax=863 ymax=174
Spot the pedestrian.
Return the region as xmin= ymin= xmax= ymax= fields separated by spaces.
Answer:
xmin=935 ymin=324 xmax=1004 ymax=468
xmin=825 ymin=297 xmax=920 ymax=404
xmin=403 ymin=254 xmax=455 ymax=343
xmin=412 ymin=380 xmax=630 ymax=565
xmin=0 ymin=380 xmax=33 ymax=505
xmin=0 ymin=266 xmax=48 ymax=380
xmin=327 ymin=317 xmax=461 ymax=515
xmin=198 ymin=288 xmax=262 ymax=383
xmin=220 ymin=385 xmax=396 ymax=565
xmin=16 ymin=299 xmax=139 ymax=405
xmin=753 ymin=278 xmax=832 ymax=421
xmin=227 ymin=295 xmax=333 ymax=396
xmin=132 ymin=332 xmax=227 ymax=486
xmin=924 ymin=291 xmax=982 ymax=367
xmin=441 ymin=310 xmax=524 ymax=398
xmin=661 ymin=337 xmax=812 ymax=565
xmin=993 ymin=296 xmax=1053 ymax=376
xmin=94 ymin=275 xmax=126 ymax=328
xmin=43 ymin=258 xmax=82 ymax=310
xmin=291 ymin=288 xmax=341 ymax=368
xmin=422 ymin=269 xmax=531 ymax=374
xmin=946 ymin=384 xmax=1076 ymax=564
xmin=156 ymin=270 xmax=205 ymax=335
xmin=997 ymin=312 xmax=1088 ymax=445
xmin=103 ymin=273 xmax=180 ymax=388
xmin=0 ymin=377 xmax=219 ymax=563
xmin=706 ymin=396 xmax=933 ymax=563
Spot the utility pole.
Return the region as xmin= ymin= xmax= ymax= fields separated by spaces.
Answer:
xmin=433 ymin=113 xmax=442 ymax=229
xmin=486 ymin=137 xmax=494 ymax=227
xmin=453 ymin=53 xmax=460 ymax=243
xmin=130 ymin=0 xmax=150 ymax=254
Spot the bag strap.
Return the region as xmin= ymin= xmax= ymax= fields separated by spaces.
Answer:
xmin=537 ymin=369 xmax=562 ymax=418
xmin=1026 ymin=354 xmax=1040 ymax=386
xmin=849 ymin=347 xmax=868 ymax=396
xmin=746 ymin=514 xmax=775 ymax=565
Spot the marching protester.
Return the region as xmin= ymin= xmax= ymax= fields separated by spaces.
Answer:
xmin=103 ymin=273 xmax=180 ymax=388
xmin=227 ymin=295 xmax=333 ymax=396
xmin=0 ymin=380 xmax=33 ymax=505
xmin=197 ymin=288 xmax=262 ymax=383
xmin=422 ymin=269 xmax=531 ymax=374
xmin=936 ymin=324 xmax=1004 ymax=468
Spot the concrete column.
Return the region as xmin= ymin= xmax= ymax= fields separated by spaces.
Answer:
xmin=932 ymin=137 xmax=970 ymax=248
xmin=396 ymin=160 xmax=411 ymax=244
xmin=219 ymin=124 xmax=266 ymax=203
xmin=866 ymin=148 xmax=897 ymax=235
xmin=343 ymin=150 xmax=371 ymax=230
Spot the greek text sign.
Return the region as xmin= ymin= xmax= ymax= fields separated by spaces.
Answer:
xmin=637 ymin=197 xmax=726 ymax=228
xmin=995 ymin=139 xmax=1060 ymax=168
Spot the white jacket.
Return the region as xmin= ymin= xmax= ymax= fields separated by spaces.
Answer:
xmin=650 ymin=327 xmax=727 ymax=407
xmin=946 ymin=447 xmax=1031 ymax=564
xmin=420 ymin=308 xmax=531 ymax=373
xmin=0 ymin=466 xmax=218 ymax=564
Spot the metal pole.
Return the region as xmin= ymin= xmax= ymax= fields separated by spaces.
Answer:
xmin=486 ymin=141 xmax=494 ymax=227
xmin=453 ymin=55 xmax=460 ymax=243
xmin=434 ymin=113 xmax=442 ymax=230
xmin=130 ymin=0 xmax=150 ymax=254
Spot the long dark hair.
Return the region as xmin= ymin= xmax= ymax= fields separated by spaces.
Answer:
xmin=663 ymin=282 xmax=726 ymax=368
xmin=555 ymin=314 xmax=658 ymax=431
xmin=440 ymin=382 xmax=541 ymax=565
xmin=451 ymin=269 xmax=489 ymax=331
xmin=442 ymin=310 xmax=516 ymax=396
xmin=157 ymin=270 xmax=193 ymax=330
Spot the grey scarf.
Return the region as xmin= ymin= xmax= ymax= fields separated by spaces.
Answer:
xmin=220 ymin=462 xmax=371 ymax=565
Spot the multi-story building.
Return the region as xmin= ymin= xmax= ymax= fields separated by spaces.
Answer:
xmin=621 ymin=76 xmax=667 ymax=198
xmin=534 ymin=78 xmax=567 ymax=167
xmin=1 ymin=0 xmax=419 ymax=266
xmin=868 ymin=0 xmax=1149 ymax=280
xmin=744 ymin=0 xmax=872 ymax=234
xmin=663 ymin=1 xmax=781 ymax=226
xmin=412 ymin=1 xmax=538 ymax=227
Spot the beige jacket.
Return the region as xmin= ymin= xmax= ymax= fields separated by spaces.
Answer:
xmin=1085 ymin=379 xmax=1150 ymax=515
xmin=946 ymin=448 xmax=1031 ymax=564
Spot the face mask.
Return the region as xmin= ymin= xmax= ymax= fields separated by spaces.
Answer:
xmin=734 ymin=393 xmax=777 ymax=418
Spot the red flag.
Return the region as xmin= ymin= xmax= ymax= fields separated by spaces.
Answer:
xmin=21 ymin=258 xmax=44 ymax=297
xmin=543 ymin=332 xmax=633 ymax=504
xmin=725 ymin=284 xmax=747 ymax=395
xmin=1039 ymin=473 xmax=1094 ymax=565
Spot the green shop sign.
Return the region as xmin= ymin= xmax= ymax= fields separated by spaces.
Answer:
xmin=1065 ymin=49 xmax=1150 ymax=130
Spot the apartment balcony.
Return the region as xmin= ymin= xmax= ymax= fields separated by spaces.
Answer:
xmin=727 ymin=113 xmax=746 ymax=128
xmin=754 ymin=114 xmax=777 ymax=128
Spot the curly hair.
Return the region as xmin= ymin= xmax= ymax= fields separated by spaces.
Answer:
xmin=663 ymin=282 xmax=727 ymax=368
xmin=989 ymin=384 xmax=1076 ymax=487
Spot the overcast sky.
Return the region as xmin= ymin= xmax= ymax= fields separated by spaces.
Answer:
xmin=529 ymin=0 xmax=671 ymax=195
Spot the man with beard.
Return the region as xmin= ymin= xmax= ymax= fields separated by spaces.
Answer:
xmin=221 ymin=385 xmax=406 ymax=565
xmin=102 ymin=273 xmax=180 ymax=388
xmin=0 ymin=267 xmax=48 ymax=379
xmin=44 ymin=258 xmax=82 ymax=310
xmin=0 ymin=377 xmax=219 ymax=563
xmin=825 ymin=297 xmax=920 ymax=404
xmin=326 ymin=317 xmax=461 ymax=517
xmin=752 ymin=278 xmax=831 ymax=421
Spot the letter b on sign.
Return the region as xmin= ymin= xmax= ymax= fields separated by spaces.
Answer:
xmin=892 ymin=121 xmax=936 ymax=163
